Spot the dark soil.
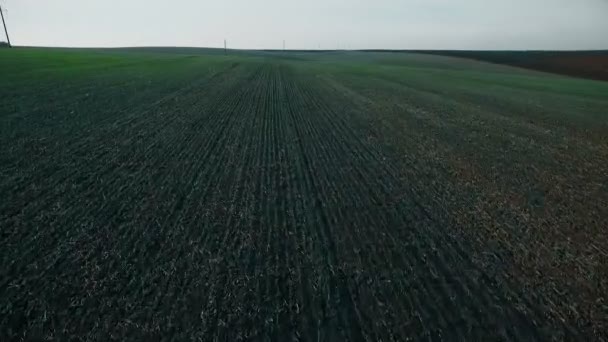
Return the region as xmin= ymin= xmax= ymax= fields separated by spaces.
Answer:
xmin=411 ymin=50 xmax=608 ymax=81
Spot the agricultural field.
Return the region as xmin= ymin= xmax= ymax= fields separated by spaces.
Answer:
xmin=1 ymin=48 xmax=607 ymax=340
xmin=408 ymin=50 xmax=608 ymax=81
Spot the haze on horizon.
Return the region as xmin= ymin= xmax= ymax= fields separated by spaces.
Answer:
xmin=2 ymin=0 xmax=607 ymax=50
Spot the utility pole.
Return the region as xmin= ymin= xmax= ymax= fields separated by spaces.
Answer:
xmin=0 ymin=4 xmax=10 ymax=47
xmin=283 ymin=40 xmax=285 ymax=51
xmin=224 ymin=39 xmax=226 ymax=55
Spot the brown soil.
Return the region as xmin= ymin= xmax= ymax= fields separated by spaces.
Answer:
xmin=412 ymin=50 xmax=608 ymax=81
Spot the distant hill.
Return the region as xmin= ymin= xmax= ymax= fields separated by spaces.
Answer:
xmin=373 ymin=50 xmax=608 ymax=82
xmin=10 ymin=46 xmax=607 ymax=81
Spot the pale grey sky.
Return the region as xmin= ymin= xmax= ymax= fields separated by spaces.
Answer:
xmin=2 ymin=0 xmax=608 ymax=50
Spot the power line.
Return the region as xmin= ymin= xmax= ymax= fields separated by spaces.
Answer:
xmin=0 ymin=4 xmax=10 ymax=47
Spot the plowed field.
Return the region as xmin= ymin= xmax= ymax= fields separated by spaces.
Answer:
xmin=1 ymin=49 xmax=607 ymax=340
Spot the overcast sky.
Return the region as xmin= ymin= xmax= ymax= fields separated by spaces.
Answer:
xmin=2 ymin=0 xmax=607 ymax=50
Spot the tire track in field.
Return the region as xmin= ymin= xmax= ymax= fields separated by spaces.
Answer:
xmin=190 ymin=66 xmax=274 ymax=340
xmin=248 ymin=64 xmax=284 ymax=340
xmin=210 ymin=66 xmax=274 ymax=340
xmin=290 ymin=77 xmax=419 ymax=340
xmin=283 ymin=68 xmax=366 ymax=341
xmin=285 ymin=75 xmax=410 ymax=340
xmin=279 ymin=69 xmax=319 ymax=341
xmin=197 ymin=65 xmax=305 ymax=340
xmin=270 ymin=67 xmax=304 ymax=340
xmin=261 ymin=65 xmax=309 ymax=341
xmin=226 ymin=64 xmax=287 ymax=340
xmin=290 ymin=71 xmax=404 ymax=339
xmin=274 ymin=67 xmax=404 ymax=339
